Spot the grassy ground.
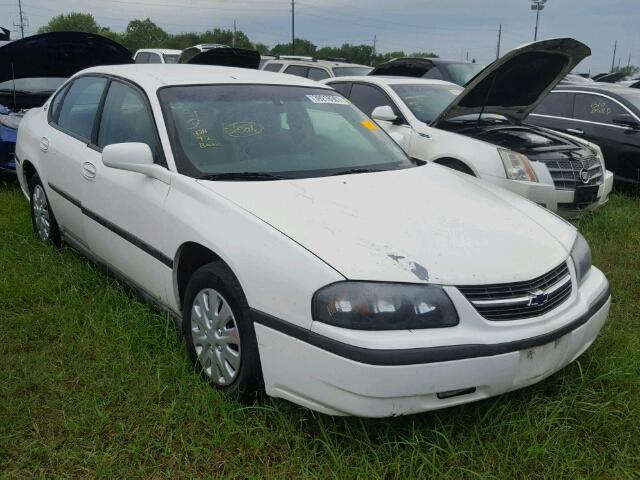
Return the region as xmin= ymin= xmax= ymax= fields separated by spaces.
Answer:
xmin=1 ymin=180 xmax=639 ymax=479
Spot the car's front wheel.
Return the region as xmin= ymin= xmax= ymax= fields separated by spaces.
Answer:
xmin=29 ymin=173 xmax=61 ymax=248
xmin=182 ymin=262 xmax=262 ymax=402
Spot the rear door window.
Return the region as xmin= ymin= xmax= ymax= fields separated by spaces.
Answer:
xmin=135 ymin=52 xmax=150 ymax=63
xmin=308 ymin=67 xmax=330 ymax=81
xmin=56 ymin=76 xmax=108 ymax=141
xmin=263 ymin=62 xmax=283 ymax=72
xmin=284 ymin=65 xmax=308 ymax=77
xmin=533 ymin=92 xmax=574 ymax=118
xmin=574 ymin=93 xmax=626 ymax=125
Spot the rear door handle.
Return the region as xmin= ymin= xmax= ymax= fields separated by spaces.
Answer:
xmin=39 ymin=137 xmax=49 ymax=152
xmin=565 ymin=128 xmax=584 ymax=135
xmin=82 ymin=162 xmax=96 ymax=180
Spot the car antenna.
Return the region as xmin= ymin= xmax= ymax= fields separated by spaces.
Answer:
xmin=11 ymin=62 xmax=17 ymax=111
xmin=477 ymin=73 xmax=498 ymax=126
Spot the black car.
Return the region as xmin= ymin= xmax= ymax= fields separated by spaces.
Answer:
xmin=528 ymin=84 xmax=640 ymax=188
xmin=369 ymin=57 xmax=485 ymax=86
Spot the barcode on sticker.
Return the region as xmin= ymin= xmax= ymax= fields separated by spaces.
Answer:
xmin=306 ymin=94 xmax=349 ymax=105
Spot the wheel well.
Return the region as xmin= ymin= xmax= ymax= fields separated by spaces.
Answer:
xmin=175 ymin=242 xmax=225 ymax=310
xmin=433 ymin=157 xmax=476 ymax=176
xmin=22 ymin=160 xmax=37 ymax=190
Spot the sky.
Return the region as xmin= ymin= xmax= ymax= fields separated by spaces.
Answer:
xmin=1 ymin=0 xmax=639 ymax=73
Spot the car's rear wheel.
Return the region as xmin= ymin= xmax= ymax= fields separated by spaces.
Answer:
xmin=29 ymin=174 xmax=61 ymax=248
xmin=182 ymin=262 xmax=262 ymax=402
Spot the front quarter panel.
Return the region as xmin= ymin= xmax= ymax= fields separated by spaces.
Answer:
xmin=164 ymin=175 xmax=345 ymax=329
xmin=15 ymin=106 xmax=47 ymax=196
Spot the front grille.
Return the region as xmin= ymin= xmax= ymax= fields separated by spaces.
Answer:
xmin=458 ymin=262 xmax=572 ymax=321
xmin=546 ymin=155 xmax=603 ymax=190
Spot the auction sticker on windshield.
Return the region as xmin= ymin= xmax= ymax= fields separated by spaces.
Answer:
xmin=305 ymin=94 xmax=350 ymax=105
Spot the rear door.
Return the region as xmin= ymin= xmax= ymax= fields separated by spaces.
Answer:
xmin=81 ymin=79 xmax=172 ymax=301
xmin=44 ymin=75 xmax=108 ymax=245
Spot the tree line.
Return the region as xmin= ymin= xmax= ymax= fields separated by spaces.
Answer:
xmin=37 ymin=12 xmax=438 ymax=66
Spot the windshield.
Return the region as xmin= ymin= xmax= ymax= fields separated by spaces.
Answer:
xmin=390 ymin=83 xmax=462 ymax=124
xmin=332 ymin=66 xmax=373 ymax=77
xmin=163 ymin=54 xmax=180 ymax=64
xmin=0 ymin=77 xmax=66 ymax=92
xmin=443 ymin=62 xmax=485 ymax=86
xmin=159 ymin=85 xmax=412 ymax=179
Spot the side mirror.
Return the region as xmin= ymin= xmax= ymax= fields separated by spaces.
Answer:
xmin=613 ymin=113 xmax=640 ymax=130
xmin=371 ymin=105 xmax=399 ymax=123
xmin=102 ymin=143 xmax=171 ymax=184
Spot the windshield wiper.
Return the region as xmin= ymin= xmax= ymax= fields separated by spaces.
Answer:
xmin=197 ymin=172 xmax=291 ymax=181
xmin=330 ymin=168 xmax=383 ymax=176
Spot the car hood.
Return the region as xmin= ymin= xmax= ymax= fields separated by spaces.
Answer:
xmin=0 ymin=32 xmax=132 ymax=84
xmin=200 ymin=164 xmax=576 ymax=286
xmin=432 ymin=38 xmax=591 ymax=126
xmin=183 ymin=47 xmax=260 ymax=69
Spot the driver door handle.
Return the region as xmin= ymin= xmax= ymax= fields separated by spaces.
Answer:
xmin=39 ymin=137 xmax=49 ymax=152
xmin=566 ymin=128 xmax=584 ymax=135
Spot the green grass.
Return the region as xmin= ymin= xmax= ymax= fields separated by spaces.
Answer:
xmin=1 ymin=181 xmax=639 ymax=479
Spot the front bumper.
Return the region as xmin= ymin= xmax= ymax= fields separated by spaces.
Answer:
xmin=254 ymin=267 xmax=610 ymax=417
xmin=484 ymin=170 xmax=614 ymax=219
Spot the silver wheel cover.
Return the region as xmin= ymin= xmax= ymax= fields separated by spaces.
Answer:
xmin=190 ymin=288 xmax=241 ymax=385
xmin=32 ymin=185 xmax=51 ymax=241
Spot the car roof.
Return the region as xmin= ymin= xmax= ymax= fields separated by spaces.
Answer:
xmin=135 ymin=49 xmax=182 ymax=55
xmin=324 ymin=75 xmax=459 ymax=87
xmin=553 ymin=83 xmax=640 ymax=98
xmin=266 ymin=58 xmax=371 ymax=68
xmin=78 ymin=64 xmax=333 ymax=89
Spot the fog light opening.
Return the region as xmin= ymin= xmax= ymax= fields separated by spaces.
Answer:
xmin=436 ymin=387 xmax=477 ymax=400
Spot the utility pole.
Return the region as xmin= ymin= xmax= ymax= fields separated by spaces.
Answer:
xmin=627 ymin=53 xmax=632 ymax=68
xmin=291 ymin=0 xmax=295 ymax=55
xmin=531 ymin=0 xmax=547 ymax=42
xmin=371 ymin=35 xmax=377 ymax=65
xmin=232 ymin=19 xmax=236 ymax=47
xmin=611 ymin=40 xmax=617 ymax=72
xmin=496 ymin=23 xmax=502 ymax=60
xmin=465 ymin=51 xmax=469 ymax=61
xmin=13 ymin=0 xmax=27 ymax=39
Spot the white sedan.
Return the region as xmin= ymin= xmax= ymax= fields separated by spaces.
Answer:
xmin=16 ymin=64 xmax=611 ymax=417
xmin=325 ymin=38 xmax=614 ymax=218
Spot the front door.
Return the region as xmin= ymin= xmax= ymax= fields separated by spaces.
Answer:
xmin=81 ymin=79 xmax=173 ymax=302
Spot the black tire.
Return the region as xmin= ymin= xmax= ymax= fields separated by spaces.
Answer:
xmin=182 ymin=262 xmax=263 ymax=402
xmin=29 ymin=173 xmax=62 ymax=248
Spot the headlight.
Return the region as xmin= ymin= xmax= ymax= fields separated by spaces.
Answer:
xmin=0 ymin=113 xmax=21 ymax=130
xmin=312 ymin=282 xmax=459 ymax=330
xmin=498 ymin=148 xmax=538 ymax=182
xmin=570 ymin=232 xmax=592 ymax=286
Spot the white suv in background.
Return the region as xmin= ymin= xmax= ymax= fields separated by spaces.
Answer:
xmin=261 ymin=56 xmax=372 ymax=80
xmin=134 ymin=49 xmax=182 ymax=64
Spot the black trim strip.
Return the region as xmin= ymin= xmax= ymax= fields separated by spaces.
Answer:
xmin=252 ymin=282 xmax=611 ymax=366
xmin=47 ymin=182 xmax=173 ymax=268
xmin=48 ymin=182 xmax=81 ymax=208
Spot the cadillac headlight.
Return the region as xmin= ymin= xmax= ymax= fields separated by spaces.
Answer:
xmin=312 ymin=282 xmax=459 ymax=330
xmin=571 ymin=232 xmax=592 ymax=286
xmin=498 ymin=148 xmax=538 ymax=182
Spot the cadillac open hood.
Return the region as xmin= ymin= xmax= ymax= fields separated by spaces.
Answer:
xmin=0 ymin=32 xmax=132 ymax=84
xmin=183 ymin=47 xmax=260 ymax=69
xmin=432 ymin=38 xmax=590 ymax=126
